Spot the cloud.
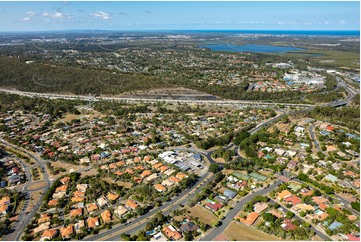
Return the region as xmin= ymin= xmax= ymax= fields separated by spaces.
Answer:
xmin=53 ymin=12 xmax=64 ymax=18
xmin=91 ymin=11 xmax=112 ymax=20
xmin=22 ymin=11 xmax=36 ymax=21
xmin=26 ymin=11 xmax=36 ymax=17
xmin=145 ymin=10 xmax=152 ymax=14
xmin=339 ymin=20 xmax=346 ymax=24
xmin=41 ymin=11 xmax=72 ymax=19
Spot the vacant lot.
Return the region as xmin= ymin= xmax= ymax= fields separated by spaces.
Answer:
xmin=102 ymin=178 xmax=133 ymax=189
xmin=50 ymin=161 xmax=85 ymax=179
xmin=57 ymin=113 xmax=103 ymax=123
xmin=80 ymin=169 xmax=97 ymax=178
xmin=224 ymin=221 xmax=279 ymax=241
xmin=187 ymin=204 xmax=217 ymax=226
xmin=27 ymin=181 xmax=48 ymax=191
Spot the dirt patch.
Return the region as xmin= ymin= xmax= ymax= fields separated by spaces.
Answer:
xmin=57 ymin=113 xmax=103 ymax=123
xmin=80 ymin=169 xmax=98 ymax=178
xmin=224 ymin=221 xmax=279 ymax=241
xmin=221 ymin=169 xmax=234 ymax=175
xmin=26 ymin=190 xmax=43 ymax=213
xmin=213 ymin=157 xmax=226 ymax=163
xmin=186 ymin=204 xmax=217 ymax=226
xmin=27 ymin=181 xmax=48 ymax=191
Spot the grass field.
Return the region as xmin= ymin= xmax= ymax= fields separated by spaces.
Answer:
xmin=187 ymin=204 xmax=218 ymax=226
xmin=224 ymin=221 xmax=279 ymax=241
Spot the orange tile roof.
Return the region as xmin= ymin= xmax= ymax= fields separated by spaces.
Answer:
xmin=0 ymin=205 xmax=8 ymax=213
xmin=41 ymin=229 xmax=58 ymax=239
xmin=300 ymin=189 xmax=313 ymax=197
xmin=134 ymin=165 xmax=145 ymax=171
xmin=241 ymin=212 xmax=259 ymax=226
xmin=140 ymin=170 xmax=152 ymax=178
xmin=312 ymin=212 xmax=329 ymax=221
xmin=133 ymin=177 xmax=142 ymax=183
xmin=107 ymin=192 xmax=119 ymax=201
xmin=125 ymin=199 xmax=138 ymax=209
xmin=73 ymin=191 xmax=85 ymax=197
xmin=60 ymin=225 xmax=74 ymax=238
xmin=159 ymin=165 xmax=169 ymax=172
xmin=71 ymin=197 xmax=84 ymax=203
xmin=134 ymin=157 xmax=141 ymax=163
xmin=101 ymin=210 xmax=112 ymax=223
xmin=176 ymin=172 xmax=187 ymax=180
xmin=48 ymin=199 xmax=58 ymax=207
xmin=60 ymin=176 xmax=71 ymax=184
xmin=312 ymin=196 xmax=328 ymax=205
xmin=0 ymin=196 xmax=10 ymax=206
xmin=277 ymin=190 xmax=292 ymax=200
xmin=114 ymin=171 xmax=124 ymax=176
xmin=70 ymin=208 xmax=83 ymax=217
xmin=109 ymin=163 xmax=117 ymax=169
xmin=86 ymin=217 xmax=99 ymax=228
xmin=38 ymin=214 xmax=51 ymax=224
xmin=116 ymin=161 xmax=125 ymax=167
xmin=153 ymin=163 xmax=163 ymax=169
xmin=143 ymin=156 xmax=151 ymax=162
xmin=154 ymin=184 xmax=167 ymax=192
xmin=162 ymin=226 xmax=182 ymax=240
xmin=284 ymin=195 xmax=302 ymax=205
xmin=319 ymin=203 xmax=328 ymax=210
xmin=55 ymin=185 xmax=68 ymax=193
xmin=86 ymin=203 xmax=98 ymax=212
xmin=126 ymin=168 xmax=134 ymax=174
xmin=169 ymin=176 xmax=181 ymax=183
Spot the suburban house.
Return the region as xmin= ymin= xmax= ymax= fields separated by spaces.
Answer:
xmin=60 ymin=225 xmax=74 ymax=239
xmin=101 ymin=210 xmax=112 ymax=223
xmin=86 ymin=217 xmax=100 ymax=229
xmin=162 ymin=225 xmax=182 ymax=240
xmin=125 ymin=199 xmax=139 ymax=210
xmin=205 ymin=202 xmax=223 ymax=212
xmin=41 ymin=229 xmax=58 ymax=240
xmin=241 ymin=212 xmax=259 ymax=226
xmin=114 ymin=205 xmax=128 ymax=218
xmin=277 ymin=190 xmax=292 ymax=201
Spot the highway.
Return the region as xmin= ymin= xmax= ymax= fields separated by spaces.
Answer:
xmin=0 ymin=88 xmax=315 ymax=108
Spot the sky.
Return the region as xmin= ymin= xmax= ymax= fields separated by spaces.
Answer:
xmin=0 ymin=1 xmax=359 ymax=32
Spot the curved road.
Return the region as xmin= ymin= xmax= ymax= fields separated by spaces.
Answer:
xmin=0 ymin=139 xmax=51 ymax=241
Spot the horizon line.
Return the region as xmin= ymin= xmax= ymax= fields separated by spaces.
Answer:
xmin=0 ymin=29 xmax=360 ymax=33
